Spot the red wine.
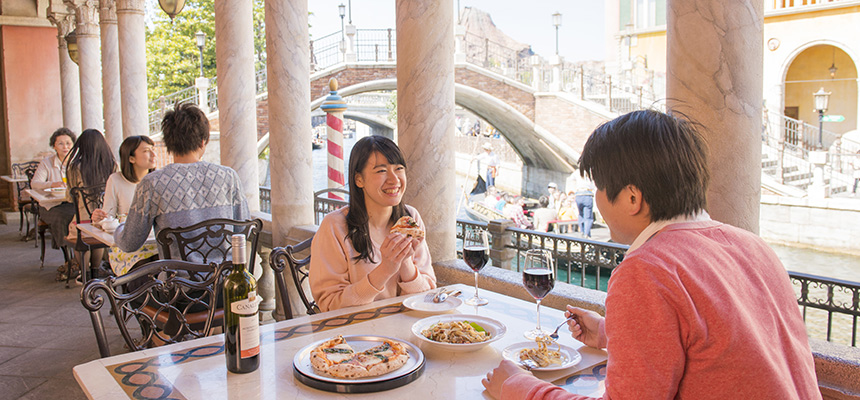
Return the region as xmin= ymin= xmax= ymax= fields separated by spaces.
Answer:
xmin=523 ymin=268 xmax=554 ymax=299
xmin=463 ymin=246 xmax=489 ymax=272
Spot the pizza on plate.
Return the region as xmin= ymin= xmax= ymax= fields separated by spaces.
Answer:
xmin=310 ymin=335 xmax=410 ymax=379
xmin=390 ymin=216 xmax=425 ymax=240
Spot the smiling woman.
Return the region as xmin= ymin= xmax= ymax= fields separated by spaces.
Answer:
xmin=309 ymin=135 xmax=437 ymax=312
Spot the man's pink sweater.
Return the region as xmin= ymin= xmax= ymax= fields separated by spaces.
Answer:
xmin=502 ymin=220 xmax=821 ymax=400
xmin=309 ymin=206 xmax=436 ymax=312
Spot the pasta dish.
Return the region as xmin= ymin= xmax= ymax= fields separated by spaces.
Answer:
xmin=421 ymin=320 xmax=491 ymax=344
xmin=519 ymin=335 xmax=564 ymax=368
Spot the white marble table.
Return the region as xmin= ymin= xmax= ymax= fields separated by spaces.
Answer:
xmin=73 ymin=284 xmax=608 ymax=399
xmin=23 ymin=187 xmax=66 ymax=209
xmin=0 ymin=174 xmax=28 ymax=183
xmin=76 ymin=223 xmax=156 ymax=248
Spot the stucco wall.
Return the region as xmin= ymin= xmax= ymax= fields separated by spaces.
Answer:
xmin=2 ymin=25 xmax=63 ymax=163
xmin=760 ymin=194 xmax=860 ymax=255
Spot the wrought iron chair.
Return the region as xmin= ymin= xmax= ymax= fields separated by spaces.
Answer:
xmin=65 ymin=184 xmax=107 ymax=287
xmin=156 ymin=218 xmax=263 ymax=271
xmin=80 ymin=259 xmax=229 ymax=358
xmin=11 ymin=161 xmax=39 ymax=236
xmin=270 ymin=235 xmax=319 ymax=320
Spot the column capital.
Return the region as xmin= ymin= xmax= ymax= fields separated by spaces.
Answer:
xmin=64 ymin=0 xmax=100 ymax=36
xmin=99 ymin=0 xmax=116 ymax=24
xmin=47 ymin=10 xmax=76 ymax=39
xmin=116 ymin=0 xmax=144 ymax=14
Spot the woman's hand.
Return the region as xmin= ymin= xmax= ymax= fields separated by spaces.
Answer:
xmin=368 ymin=233 xmax=414 ymax=288
xmin=50 ymin=181 xmax=65 ymax=188
xmin=91 ymin=209 xmax=108 ymax=223
xmin=565 ymin=305 xmax=604 ymax=349
xmin=482 ymin=360 xmax=531 ymax=399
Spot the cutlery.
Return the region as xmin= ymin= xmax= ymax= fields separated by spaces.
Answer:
xmin=425 ymin=288 xmax=444 ymax=302
xmin=549 ymin=316 xmax=575 ymax=340
xmin=433 ymin=289 xmax=453 ymax=303
xmin=520 ymin=359 xmax=538 ymax=371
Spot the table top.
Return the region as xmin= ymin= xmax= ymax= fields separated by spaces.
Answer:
xmin=23 ymin=187 xmax=66 ymax=208
xmin=76 ymin=223 xmax=155 ymax=248
xmin=0 ymin=174 xmax=28 ymax=183
xmin=73 ymin=283 xmax=608 ymax=399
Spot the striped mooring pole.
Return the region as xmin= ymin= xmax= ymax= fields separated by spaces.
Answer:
xmin=321 ymin=78 xmax=348 ymax=200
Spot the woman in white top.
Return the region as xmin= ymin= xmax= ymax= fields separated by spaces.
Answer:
xmin=91 ymin=136 xmax=158 ymax=276
xmin=34 ymin=128 xmax=77 ymax=251
xmin=92 ymin=136 xmax=157 ymax=223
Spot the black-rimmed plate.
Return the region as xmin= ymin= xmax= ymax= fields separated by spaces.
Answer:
xmin=292 ymin=335 xmax=425 ymax=393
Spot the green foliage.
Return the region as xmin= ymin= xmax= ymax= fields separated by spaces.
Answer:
xmin=386 ymin=92 xmax=397 ymax=122
xmin=146 ymin=0 xmax=266 ymax=103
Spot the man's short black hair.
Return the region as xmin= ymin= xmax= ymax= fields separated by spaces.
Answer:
xmin=161 ymin=103 xmax=210 ymax=156
xmin=579 ymin=109 xmax=709 ymax=222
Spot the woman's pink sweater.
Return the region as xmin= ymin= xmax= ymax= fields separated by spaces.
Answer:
xmin=501 ymin=221 xmax=821 ymax=400
xmin=310 ymin=206 xmax=436 ymax=312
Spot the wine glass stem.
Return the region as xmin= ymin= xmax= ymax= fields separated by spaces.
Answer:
xmin=536 ymin=299 xmax=542 ymax=332
xmin=473 ymin=271 xmax=480 ymax=299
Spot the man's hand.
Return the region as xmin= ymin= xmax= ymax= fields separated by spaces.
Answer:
xmin=482 ymin=360 xmax=531 ymax=399
xmin=565 ymin=305 xmax=605 ymax=349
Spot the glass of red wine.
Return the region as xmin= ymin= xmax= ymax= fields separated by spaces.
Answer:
xmin=463 ymin=230 xmax=490 ymax=306
xmin=522 ymin=249 xmax=555 ymax=340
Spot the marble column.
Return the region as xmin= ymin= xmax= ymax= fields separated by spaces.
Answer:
xmin=116 ymin=0 xmax=147 ymax=138
xmin=215 ymin=0 xmax=260 ymax=212
xmin=47 ymin=10 xmax=82 ymax=133
xmin=99 ymin=0 xmax=122 ymax=151
xmin=265 ymin=0 xmax=313 ymax=245
xmin=666 ymin=0 xmax=763 ymax=233
xmin=66 ymin=0 xmax=103 ymax=131
xmin=395 ymin=0 xmax=457 ymax=262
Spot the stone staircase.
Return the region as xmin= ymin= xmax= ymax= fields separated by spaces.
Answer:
xmin=760 ymin=152 xmax=849 ymax=195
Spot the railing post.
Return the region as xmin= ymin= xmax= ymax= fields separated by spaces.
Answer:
xmin=579 ymin=66 xmax=585 ymax=100
xmin=484 ymin=38 xmax=489 ymax=67
xmin=345 ymin=24 xmax=357 ymax=62
xmin=487 ymin=219 xmax=516 ymax=271
xmin=607 ymin=75 xmax=613 ymax=111
xmin=387 ymin=28 xmax=393 ymax=61
xmin=309 ymin=40 xmax=316 ymax=71
xmin=530 ymin=55 xmax=541 ymax=91
xmin=637 ymin=86 xmax=643 ymax=110
xmin=374 ymin=44 xmax=379 ymax=62
xmin=257 ymin=246 xmax=275 ymax=323
xmin=454 ymin=25 xmax=466 ymax=63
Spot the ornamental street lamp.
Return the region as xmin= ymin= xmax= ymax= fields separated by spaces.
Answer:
xmin=338 ymin=4 xmax=346 ymax=54
xmin=552 ymin=12 xmax=562 ymax=55
xmin=195 ymin=31 xmax=206 ymax=77
xmin=158 ymin=0 xmax=186 ymax=20
xmin=813 ymin=87 xmax=831 ymax=149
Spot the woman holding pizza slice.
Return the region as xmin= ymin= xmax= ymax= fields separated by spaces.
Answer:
xmin=310 ymin=135 xmax=437 ymax=312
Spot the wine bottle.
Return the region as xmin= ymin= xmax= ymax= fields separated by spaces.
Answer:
xmin=223 ymin=234 xmax=260 ymax=373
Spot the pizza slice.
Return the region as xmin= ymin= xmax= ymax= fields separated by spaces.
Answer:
xmin=390 ymin=216 xmax=425 ymax=240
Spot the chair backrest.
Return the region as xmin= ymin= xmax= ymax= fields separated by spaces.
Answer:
xmin=80 ymin=259 xmax=229 ymax=357
xmin=156 ymin=218 xmax=263 ymax=272
xmin=13 ymin=161 xmax=39 ymax=199
xmin=69 ymin=184 xmax=106 ymax=224
xmin=270 ymin=235 xmax=319 ymax=320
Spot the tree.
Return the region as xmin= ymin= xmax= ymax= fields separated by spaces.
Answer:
xmin=146 ymin=0 xmax=265 ymax=104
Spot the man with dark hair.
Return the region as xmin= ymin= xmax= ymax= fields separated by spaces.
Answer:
xmin=483 ymin=110 xmax=821 ymax=399
xmin=115 ymin=103 xmax=249 ymax=260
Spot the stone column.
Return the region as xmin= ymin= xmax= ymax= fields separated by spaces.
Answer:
xmin=345 ymin=24 xmax=357 ymax=62
xmin=454 ymin=25 xmax=466 ymax=64
xmin=66 ymin=0 xmax=103 ymax=131
xmin=99 ymin=0 xmax=122 ymax=151
xmin=396 ymin=0 xmax=457 ymax=262
xmin=215 ymin=0 xmax=260 ymax=212
xmin=666 ymin=0 xmax=763 ymax=233
xmin=550 ymin=55 xmax=562 ymax=92
xmin=47 ymin=10 xmax=82 ymax=133
xmin=196 ymin=76 xmax=210 ymax=114
xmin=116 ymin=0 xmax=147 ymax=138
xmin=265 ymin=0 xmax=313 ymax=246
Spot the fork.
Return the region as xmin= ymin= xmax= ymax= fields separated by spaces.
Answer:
xmin=549 ymin=316 xmax=575 ymax=340
xmin=425 ymin=288 xmax=445 ymax=302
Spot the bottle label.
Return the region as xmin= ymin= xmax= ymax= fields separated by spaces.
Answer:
xmin=231 ymin=291 xmax=259 ymax=314
xmin=239 ymin=315 xmax=260 ymax=358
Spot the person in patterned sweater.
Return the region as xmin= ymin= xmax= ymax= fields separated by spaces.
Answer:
xmin=115 ymin=103 xmax=249 ymax=261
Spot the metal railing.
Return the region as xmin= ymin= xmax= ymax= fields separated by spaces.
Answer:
xmin=355 ymin=28 xmax=395 ymax=62
xmin=462 ymin=32 xmax=531 ymax=85
xmin=789 ymin=271 xmax=860 ymax=347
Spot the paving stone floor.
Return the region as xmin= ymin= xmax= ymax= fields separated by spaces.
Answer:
xmin=0 ymin=215 xmax=126 ymax=400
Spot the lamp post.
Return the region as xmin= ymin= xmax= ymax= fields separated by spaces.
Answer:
xmin=348 ymin=0 xmax=352 ymax=24
xmin=195 ymin=31 xmax=206 ymax=77
xmin=813 ymin=87 xmax=831 ymax=149
xmin=339 ymin=4 xmax=346 ymax=41
xmin=552 ymin=11 xmax=562 ymax=56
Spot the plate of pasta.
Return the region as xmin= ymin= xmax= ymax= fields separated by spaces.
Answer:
xmin=411 ymin=314 xmax=506 ymax=352
xmin=502 ymin=338 xmax=582 ymax=371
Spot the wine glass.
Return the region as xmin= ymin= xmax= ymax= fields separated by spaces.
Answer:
xmin=462 ymin=230 xmax=490 ymax=306
xmin=522 ymin=249 xmax=555 ymax=340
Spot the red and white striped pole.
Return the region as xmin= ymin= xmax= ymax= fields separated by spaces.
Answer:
xmin=321 ymin=78 xmax=347 ymax=200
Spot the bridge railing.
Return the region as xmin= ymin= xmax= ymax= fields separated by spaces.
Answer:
xmin=355 ymin=28 xmax=396 ymax=62
xmin=462 ymin=31 xmax=532 ymax=85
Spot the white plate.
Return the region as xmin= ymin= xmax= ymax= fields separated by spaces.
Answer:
xmin=293 ymin=335 xmax=424 ymax=384
xmin=403 ymin=293 xmax=463 ymax=312
xmin=45 ymin=187 xmax=66 ymax=193
xmin=502 ymin=341 xmax=582 ymax=371
xmin=411 ymin=314 xmax=506 ymax=352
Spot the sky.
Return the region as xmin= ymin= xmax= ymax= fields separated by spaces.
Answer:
xmin=307 ymin=0 xmax=606 ymax=63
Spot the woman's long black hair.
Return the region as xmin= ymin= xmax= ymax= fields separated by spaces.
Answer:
xmin=66 ymin=129 xmax=116 ymax=188
xmin=346 ymin=135 xmax=411 ymax=263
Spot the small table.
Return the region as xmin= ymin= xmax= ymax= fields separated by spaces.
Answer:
xmin=23 ymin=187 xmax=66 ymax=209
xmin=74 ymin=284 xmax=608 ymax=399
xmin=76 ymin=223 xmax=156 ymax=248
xmin=0 ymin=174 xmax=28 ymax=183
